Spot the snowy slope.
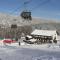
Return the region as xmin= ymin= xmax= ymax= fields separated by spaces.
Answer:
xmin=0 ymin=45 xmax=60 ymax=60
xmin=0 ymin=37 xmax=60 ymax=60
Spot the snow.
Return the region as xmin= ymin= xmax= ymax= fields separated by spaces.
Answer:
xmin=32 ymin=55 xmax=60 ymax=60
xmin=27 ymin=35 xmax=32 ymax=38
xmin=30 ymin=39 xmax=36 ymax=42
xmin=31 ymin=29 xmax=57 ymax=36
xmin=20 ymin=42 xmax=26 ymax=45
xmin=0 ymin=40 xmax=60 ymax=60
xmin=0 ymin=44 xmax=60 ymax=60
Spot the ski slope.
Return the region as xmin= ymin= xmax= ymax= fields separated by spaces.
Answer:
xmin=0 ymin=42 xmax=60 ymax=60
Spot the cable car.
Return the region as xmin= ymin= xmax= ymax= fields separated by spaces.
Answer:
xmin=21 ymin=11 xmax=32 ymax=20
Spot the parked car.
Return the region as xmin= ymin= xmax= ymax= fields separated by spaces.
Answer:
xmin=3 ymin=39 xmax=16 ymax=44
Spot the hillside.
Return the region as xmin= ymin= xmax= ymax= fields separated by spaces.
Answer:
xmin=0 ymin=13 xmax=60 ymax=27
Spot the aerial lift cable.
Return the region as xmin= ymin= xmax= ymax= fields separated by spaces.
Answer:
xmin=31 ymin=0 xmax=50 ymax=11
xmin=9 ymin=0 xmax=33 ymax=15
xmin=9 ymin=0 xmax=50 ymax=15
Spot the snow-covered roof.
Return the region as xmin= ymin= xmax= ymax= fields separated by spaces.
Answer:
xmin=31 ymin=29 xmax=57 ymax=36
xmin=27 ymin=35 xmax=32 ymax=38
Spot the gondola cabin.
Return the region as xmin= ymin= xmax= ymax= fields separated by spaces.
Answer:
xmin=21 ymin=11 xmax=32 ymax=20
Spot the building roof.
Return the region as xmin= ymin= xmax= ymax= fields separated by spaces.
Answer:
xmin=31 ymin=29 xmax=57 ymax=36
xmin=27 ymin=35 xmax=32 ymax=38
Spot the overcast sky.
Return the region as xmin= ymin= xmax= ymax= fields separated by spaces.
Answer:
xmin=0 ymin=0 xmax=60 ymax=20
